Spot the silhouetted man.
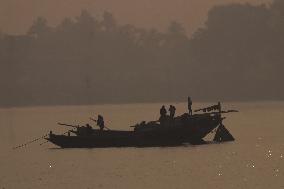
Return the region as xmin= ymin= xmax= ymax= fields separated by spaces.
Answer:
xmin=160 ymin=105 xmax=167 ymax=117
xmin=218 ymin=102 xmax=221 ymax=113
xmin=86 ymin=123 xmax=92 ymax=129
xmin=97 ymin=115 xmax=105 ymax=131
xmin=169 ymin=105 xmax=176 ymax=118
xmin=86 ymin=123 xmax=93 ymax=133
xmin=188 ymin=97 xmax=192 ymax=115
xmin=159 ymin=105 xmax=167 ymax=124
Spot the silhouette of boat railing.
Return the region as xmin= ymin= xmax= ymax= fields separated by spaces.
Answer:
xmin=43 ymin=102 xmax=237 ymax=148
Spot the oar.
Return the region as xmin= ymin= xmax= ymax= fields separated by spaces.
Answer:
xmin=89 ymin=117 xmax=111 ymax=130
xmin=57 ymin=122 xmax=79 ymax=128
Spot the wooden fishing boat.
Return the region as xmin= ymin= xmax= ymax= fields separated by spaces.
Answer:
xmin=45 ymin=102 xmax=236 ymax=148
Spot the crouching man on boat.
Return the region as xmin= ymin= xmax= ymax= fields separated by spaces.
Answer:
xmin=97 ymin=115 xmax=105 ymax=131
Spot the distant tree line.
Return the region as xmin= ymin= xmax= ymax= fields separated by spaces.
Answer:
xmin=0 ymin=0 xmax=283 ymax=107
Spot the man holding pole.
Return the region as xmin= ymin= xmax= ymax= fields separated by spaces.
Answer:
xmin=90 ymin=115 xmax=110 ymax=131
xmin=188 ymin=96 xmax=193 ymax=116
xmin=97 ymin=115 xmax=105 ymax=131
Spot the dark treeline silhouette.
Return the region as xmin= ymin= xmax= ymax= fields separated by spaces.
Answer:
xmin=0 ymin=0 xmax=284 ymax=107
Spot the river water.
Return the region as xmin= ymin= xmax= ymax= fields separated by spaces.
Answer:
xmin=0 ymin=102 xmax=283 ymax=189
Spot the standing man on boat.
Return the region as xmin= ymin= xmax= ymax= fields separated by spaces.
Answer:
xmin=160 ymin=105 xmax=167 ymax=117
xmin=159 ymin=105 xmax=167 ymax=123
xmin=217 ymin=102 xmax=222 ymax=113
xmin=169 ymin=105 xmax=176 ymax=118
xmin=188 ymin=97 xmax=193 ymax=116
xmin=97 ymin=115 xmax=105 ymax=131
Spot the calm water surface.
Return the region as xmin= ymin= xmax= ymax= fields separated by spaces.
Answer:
xmin=0 ymin=102 xmax=283 ymax=189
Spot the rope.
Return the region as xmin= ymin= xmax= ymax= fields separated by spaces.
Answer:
xmin=13 ymin=129 xmax=74 ymax=149
xmin=13 ymin=133 xmax=49 ymax=150
xmin=39 ymin=140 xmax=49 ymax=146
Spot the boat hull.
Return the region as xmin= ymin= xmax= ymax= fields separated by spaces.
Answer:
xmin=46 ymin=114 xmax=222 ymax=148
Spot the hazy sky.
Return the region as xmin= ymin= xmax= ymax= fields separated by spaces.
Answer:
xmin=0 ymin=0 xmax=271 ymax=36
